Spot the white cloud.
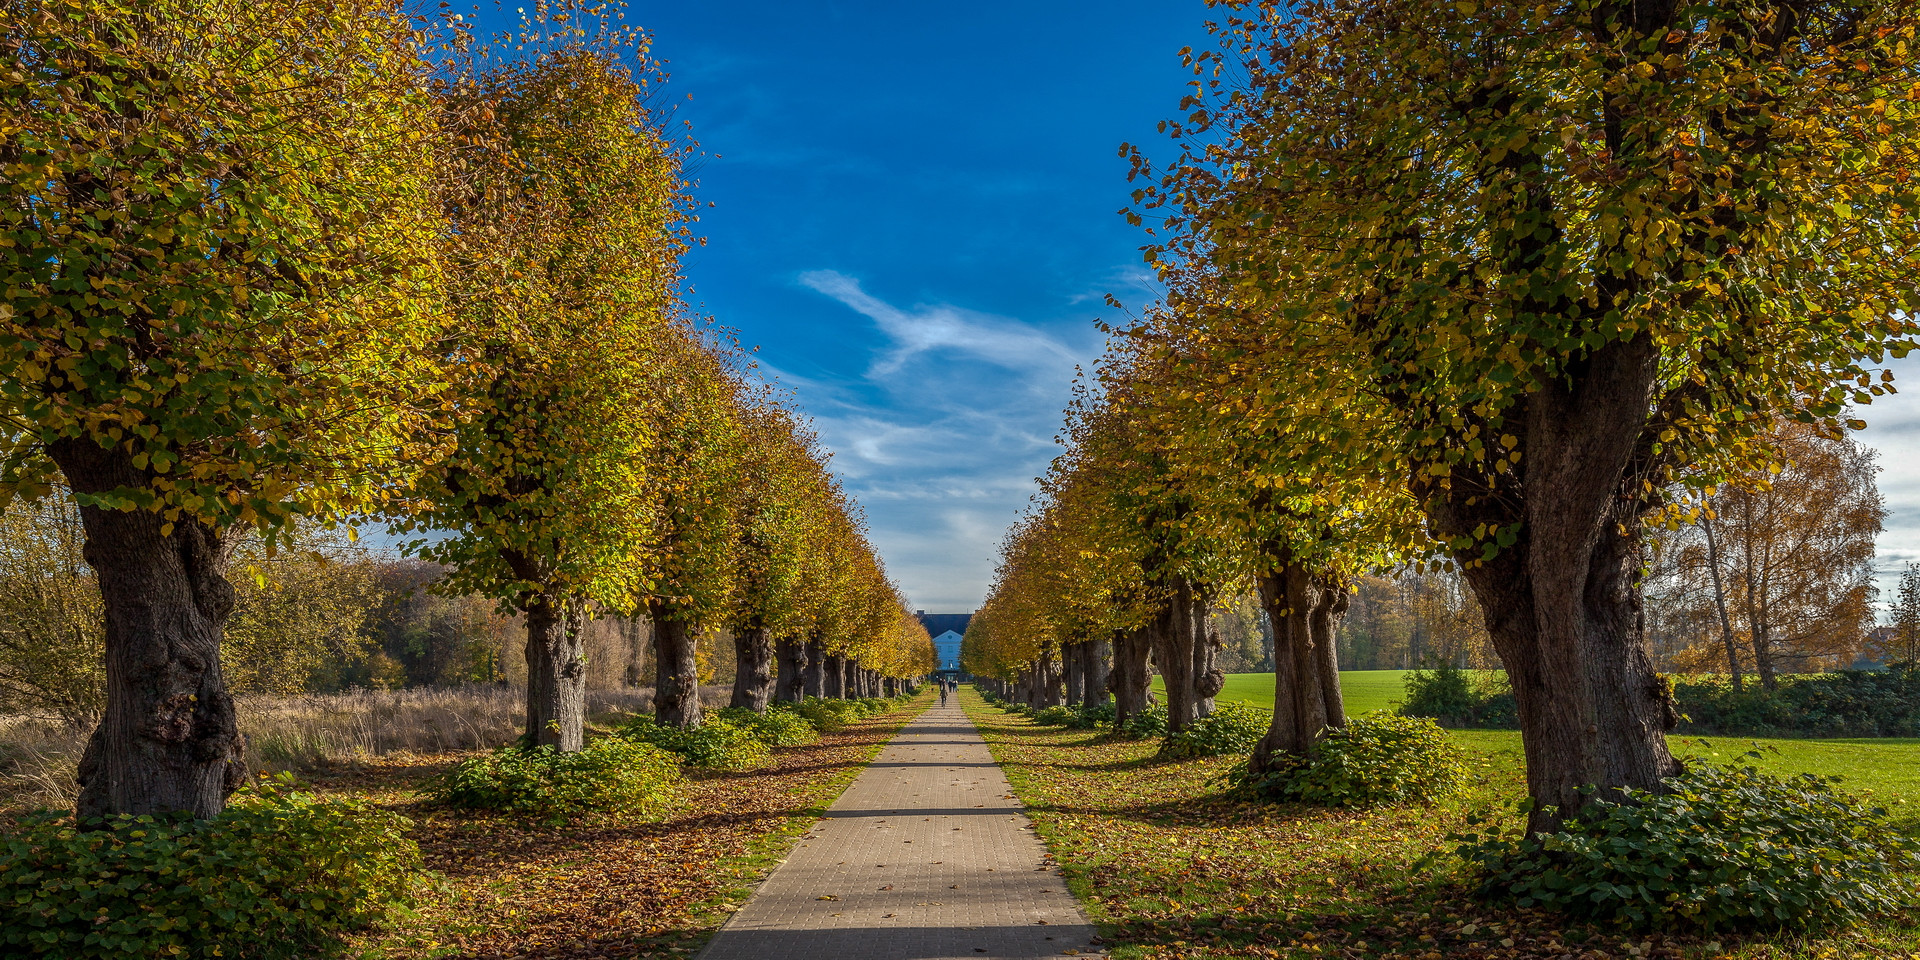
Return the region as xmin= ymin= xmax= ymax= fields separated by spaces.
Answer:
xmin=787 ymin=272 xmax=1096 ymax=611
xmin=798 ymin=270 xmax=1082 ymax=379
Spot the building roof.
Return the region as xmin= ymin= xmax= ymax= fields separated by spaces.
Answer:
xmin=916 ymin=612 xmax=972 ymax=639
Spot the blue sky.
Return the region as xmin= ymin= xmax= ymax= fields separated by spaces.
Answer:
xmin=603 ymin=1 xmax=1213 ymax=611
xmin=468 ymin=2 xmax=1920 ymax=616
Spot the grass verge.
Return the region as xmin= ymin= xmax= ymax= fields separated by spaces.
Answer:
xmin=964 ymin=686 xmax=1919 ymax=960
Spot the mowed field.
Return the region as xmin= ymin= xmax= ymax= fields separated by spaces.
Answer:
xmin=1152 ymin=669 xmax=1433 ymax=716
xmin=1153 ymin=670 xmax=1920 ymax=806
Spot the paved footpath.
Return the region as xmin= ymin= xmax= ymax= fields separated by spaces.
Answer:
xmin=698 ymin=697 xmax=1101 ymax=960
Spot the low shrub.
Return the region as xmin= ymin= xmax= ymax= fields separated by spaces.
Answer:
xmin=789 ymin=698 xmax=845 ymax=732
xmin=1228 ymin=712 xmax=1465 ymax=807
xmin=0 ymin=775 xmax=422 ymax=959
xmin=617 ymin=715 xmax=771 ymax=771
xmin=1400 ymin=660 xmax=1517 ymax=728
xmin=1031 ymin=705 xmax=1076 ymax=725
xmin=1456 ymin=758 xmax=1920 ymax=930
xmin=717 ymin=706 xmax=818 ymax=747
xmin=1118 ymin=703 xmax=1169 ymax=739
xmin=1159 ymin=701 xmax=1267 ymax=759
xmin=426 ymin=736 xmax=683 ymax=819
xmin=1064 ymin=701 xmax=1115 ymax=729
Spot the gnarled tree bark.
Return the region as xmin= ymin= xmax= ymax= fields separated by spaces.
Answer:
xmin=1249 ymin=556 xmax=1346 ymax=774
xmin=1082 ymin=637 xmax=1111 ymax=708
xmin=55 ymin=439 xmax=246 ymax=819
xmin=803 ymin=638 xmax=826 ymax=698
xmin=730 ymin=625 xmax=774 ymax=711
xmin=775 ymin=636 xmax=807 ymax=702
xmin=1063 ymin=641 xmax=1085 ymax=706
xmin=522 ymin=593 xmax=589 ymax=750
xmin=1108 ymin=626 xmax=1152 ymax=727
xmin=1148 ymin=577 xmax=1221 ymax=732
xmin=649 ymin=604 xmax=703 ymax=728
xmin=1420 ymin=334 xmax=1682 ymax=832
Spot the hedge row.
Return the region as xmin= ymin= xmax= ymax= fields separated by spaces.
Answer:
xmin=1401 ymin=662 xmax=1920 ymax=738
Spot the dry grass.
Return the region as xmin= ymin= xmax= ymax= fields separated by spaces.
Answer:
xmin=0 ymin=684 xmax=733 ymax=811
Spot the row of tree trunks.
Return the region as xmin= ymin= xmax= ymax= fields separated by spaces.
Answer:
xmin=1147 ymin=577 xmax=1224 ymax=732
xmin=1109 ymin=626 xmax=1152 ymax=728
xmin=1248 ymin=557 xmax=1347 ymax=774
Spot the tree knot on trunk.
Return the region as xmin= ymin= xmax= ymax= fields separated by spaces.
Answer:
xmin=148 ymin=693 xmax=198 ymax=743
xmin=1198 ymin=668 xmax=1226 ymax=699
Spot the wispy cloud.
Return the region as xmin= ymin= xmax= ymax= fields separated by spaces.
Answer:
xmin=798 ymin=270 xmax=1082 ymax=379
xmin=781 ymin=272 xmax=1098 ymax=610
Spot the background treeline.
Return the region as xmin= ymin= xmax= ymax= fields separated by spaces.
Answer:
xmin=0 ymin=495 xmax=695 ymax=724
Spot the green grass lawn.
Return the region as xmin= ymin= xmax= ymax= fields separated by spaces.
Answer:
xmin=1157 ymin=669 xmax=1415 ymax=715
xmin=967 ymin=687 xmax=1920 ymax=960
xmin=1155 ymin=671 xmax=1920 ymax=804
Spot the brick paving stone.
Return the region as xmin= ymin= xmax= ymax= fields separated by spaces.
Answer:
xmin=698 ymin=697 xmax=1101 ymax=960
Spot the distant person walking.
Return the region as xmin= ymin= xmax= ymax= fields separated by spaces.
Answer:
xmin=939 ymin=682 xmax=950 ymax=707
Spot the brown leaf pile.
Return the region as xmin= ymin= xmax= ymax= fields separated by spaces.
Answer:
xmin=326 ymin=706 xmax=919 ymax=959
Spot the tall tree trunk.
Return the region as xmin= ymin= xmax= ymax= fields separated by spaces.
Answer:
xmin=1313 ymin=585 xmax=1347 ymax=726
xmin=1251 ymin=561 xmax=1351 ymax=775
xmin=621 ymin=617 xmax=650 ymax=687
xmin=1699 ymin=512 xmax=1745 ymax=690
xmin=803 ymin=639 xmax=826 ymax=698
xmin=650 ymin=607 xmax=703 ymax=728
xmin=523 ymin=592 xmax=588 ymax=750
xmin=1038 ymin=647 xmax=1064 ymax=708
xmin=1083 ymin=638 xmax=1111 ymax=707
xmin=1063 ymin=641 xmax=1085 ymax=707
xmin=730 ymin=625 xmax=774 ymax=711
xmin=1737 ymin=497 xmax=1777 ymax=690
xmin=823 ymin=653 xmax=846 ymax=698
xmin=775 ymin=636 xmax=808 ymax=703
xmin=1422 ymin=334 xmax=1681 ymax=832
xmin=1251 ymin=561 xmax=1316 ymax=770
xmin=1149 ymin=578 xmax=1218 ymax=732
xmin=1256 ymin=606 xmax=1276 ymax=672
xmin=55 ymin=441 xmax=246 ymax=819
xmin=1109 ymin=627 xmax=1151 ymax=727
